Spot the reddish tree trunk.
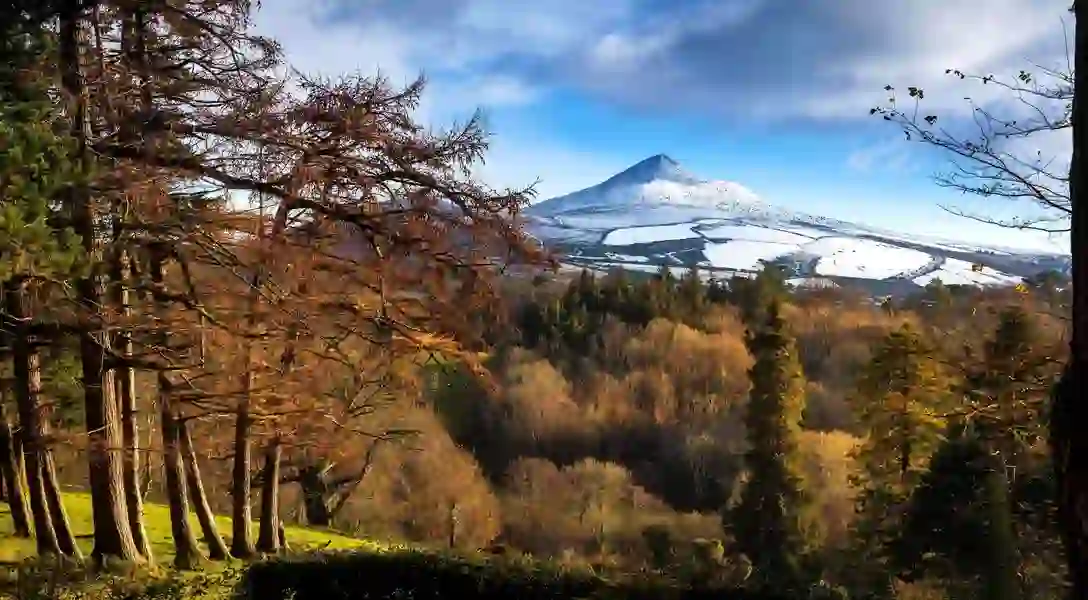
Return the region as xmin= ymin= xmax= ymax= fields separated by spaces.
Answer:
xmin=59 ymin=4 xmax=141 ymax=565
xmin=6 ymin=281 xmax=76 ymax=557
xmin=159 ymin=376 xmax=203 ymax=570
xmin=180 ymin=419 xmax=229 ymax=560
xmin=0 ymin=401 xmax=31 ymax=538
xmin=114 ymin=9 xmax=151 ymax=561
xmin=230 ymin=400 xmax=255 ymax=559
xmin=41 ymin=451 xmax=81 ymax=558
xmin=256 ymin=439 xmax=282 ymax=553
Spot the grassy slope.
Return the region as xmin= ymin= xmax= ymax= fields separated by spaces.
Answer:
xmin=0 ymin=492 xmax=375 ymax=564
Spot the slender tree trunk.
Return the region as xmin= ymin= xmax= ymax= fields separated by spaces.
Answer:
xmin=114 ymin=251 xmax=150 ymax=560
xmin=59 ymin=4 xmax=141 ymax=565
xmin=256 ymin=439 xmax=281 ymax=553
xmin=0 ymin=401 xmax=31 ymax=538
xmin=231 ymin=273 xmax=260 ymax=559
xmin=21 ymin=453 xmax=59 ymax=556
xmin=41 ymin=450 xmax=81 ymax=558
xmin=179 ymin=419 xmax=229 ymax=560
xmin=158 ymin=376 xmax=203 ymax=570
xmin=230 ymin=398 xmax=255 ymax=558
xmin=114 ymin=3 xmax=151 ymax=562
xmin=6 ymin=281 xmax=75 ymax=557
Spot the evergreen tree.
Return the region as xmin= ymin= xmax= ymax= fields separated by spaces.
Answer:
xmin=966 ymin=305 xmax=1050 ymax=463
xmin=0 ymin=3 xmax=86 ymax=557
xmin=732 ymin=264 xmax=788 ymax=327
xmin=728 ymin=297 xmax=810 ymax=590
xmin=895 ymin=425 xmax=1021 ymax=600
xmin=849 ymin=324 xmax=950 ymax=595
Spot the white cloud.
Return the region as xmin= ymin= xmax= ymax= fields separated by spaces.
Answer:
xmin=248 ymin=0 xmax=1078 ymax=210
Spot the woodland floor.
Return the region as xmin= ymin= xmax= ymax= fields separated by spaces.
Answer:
xmin=0 ymin=491 xmax=374 ymax=564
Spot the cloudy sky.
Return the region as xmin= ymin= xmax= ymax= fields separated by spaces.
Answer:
xmin=252 ymin=0 xmax=1073 ymax=252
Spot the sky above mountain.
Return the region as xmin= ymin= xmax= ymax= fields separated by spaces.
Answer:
xmin=252 ymin=0 xmax=1073 ymax=253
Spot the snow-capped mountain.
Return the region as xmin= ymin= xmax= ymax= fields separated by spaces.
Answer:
xmin=525 ymin=154 xmax=1070 ymax=294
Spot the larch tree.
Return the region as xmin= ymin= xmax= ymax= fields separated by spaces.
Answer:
xmin=849 ymin=324 xmax=951 ymax=595
xmin=18 ymin=0 xmax=543 ymax=567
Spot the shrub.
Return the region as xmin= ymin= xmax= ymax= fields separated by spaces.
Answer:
xmin=240 ymin=549 xmax=787 ymax=600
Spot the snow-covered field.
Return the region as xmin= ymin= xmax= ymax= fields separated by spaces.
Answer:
xmin=806 ymin=237 xmax=932 ymax=279
xmin=912 ymin=258 xmax=1022 ymax=287
xmin=603 ymin=252 xmax=650 ymax=263
xmin=603 ymin=223 xmax=700 ymax=245
xmin=704 ymin=240 xmax=799 ymax=271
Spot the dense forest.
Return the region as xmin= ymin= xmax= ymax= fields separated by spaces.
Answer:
xmin=1 ymin=1 xmax=1087 ymax=600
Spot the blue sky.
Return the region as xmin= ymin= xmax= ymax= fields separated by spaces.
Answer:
xmin=254 ymin=0 xmax=1072 ymax=253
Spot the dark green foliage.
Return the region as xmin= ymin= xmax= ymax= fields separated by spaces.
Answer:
xmin=963 ymin=305 xmax=1051 ymax=458
xmin=727 ymin=266 xmax=788 ymax=327
xmin=894 ymin=427 xmax=992 ymax=579
xmin=240 ymin=550 xmax=790 ymax=600
xmin=0 ymin=12 xmax=85 ymax=286
xmin=513 ymin=267 xmax=733 ymax=358
xmin=895 ymin=426 xmax=1023 ymax=600
xmin=727 ymin=298 xmax=810 ymax=591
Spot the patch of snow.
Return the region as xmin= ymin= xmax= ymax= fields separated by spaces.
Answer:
xmin=636 ymin=179 xmax=762 ymax=209
xmin=603 ymin=224 xmax=701 ymax=245
xmin=787 ymin=277 xmax=839 ymax=289
xmin=603 ymin=252 xmax=649 ymax=263
xmin=698 ymin=224 xmax=812 ymax=244
xmin=807 ymin=237 xmax=931 ymax=279
xmin=703 ymin=240 xmax=800 ymax=271
xmin=912 ymin=258 xmax=1021 ymax=287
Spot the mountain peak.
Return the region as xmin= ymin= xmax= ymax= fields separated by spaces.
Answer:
xmin=601 ymin=154 xmax=703 ymax=187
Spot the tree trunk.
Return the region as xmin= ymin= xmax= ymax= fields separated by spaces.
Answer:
xmin=41 ymin=450 xmax=81 ymax=558
xmin=299 ymin=466 xmax=332 ymax=527
xmin=231 ymin=268 xmax=262 ymax=559
xmin=118 ymin=320 xmax=150 ymax=560
xmin=158 ymin=376 xmax=203 ymax=570
xmin=59 ymin=4 xmax=141 ymax=566
xmin=6 ymin=281 xmax=66 ymax=556
xmin=1052 ymin=4 xmax=1088 ymax=600
xmin=0 ymin=401 xmax=31 ymax=538
xmin=179 ymin=419 xmax=229 ymax=560
xmin=20 ymin=454 xmax=60 ymax=556
xmin=256 ymin=439 xmax=281 ymax=553
xmin=114 ymin=5 xmax=151 ymax=562
xmin=115 ymin=251 xmax=150 ymax=560
xmin=230 ymin=400 xmax=255 ymax=558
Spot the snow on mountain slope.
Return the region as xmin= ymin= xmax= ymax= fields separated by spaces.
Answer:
xmin=603 ymin=223 xmax=701 ymax=245
xmin=526 ymin=155 xmax=1070 ymax=292
xmin=805 ymin=237 xmax=931 ymax=279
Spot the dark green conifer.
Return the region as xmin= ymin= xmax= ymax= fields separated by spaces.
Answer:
xmin=728 ymin=297 xmax=810 ymax=590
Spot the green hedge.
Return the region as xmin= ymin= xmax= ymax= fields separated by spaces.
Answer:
xmin=239 ymin=550 xmax=786 ymax=600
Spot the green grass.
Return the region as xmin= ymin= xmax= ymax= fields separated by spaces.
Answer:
xmin=0 ymin=491 xmax=376 ymax=564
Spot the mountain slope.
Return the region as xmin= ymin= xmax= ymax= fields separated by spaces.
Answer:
xmin=525 ymin=156 xmax=1070 ymax=293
